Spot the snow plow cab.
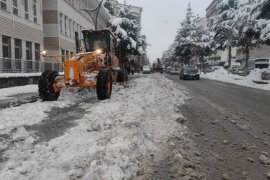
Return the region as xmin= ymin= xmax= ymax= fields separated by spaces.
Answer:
xmin=38 ymin=29 xmax=128 ymax=101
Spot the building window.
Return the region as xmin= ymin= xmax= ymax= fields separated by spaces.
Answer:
xmin=2 ymin=35 xmax=11 ymax=58
xmin=66 ymin=50 xmax=69 ymax=60
xmin=2 ymin=35 xmax=11 ymax=71
xmin=26 ymin=41 xmax=32 ymax=60
xmin=13 ymin=0 xmax=18 ymax=15
xmin=32 ymin=0 xmax=37 ymax=23
xmin=24 ymin=0 xmax=29 ymax=20
xmin=26 ymin=41 xmax=32 ymax=72
xmin=14 ymin=39 xmax=22 ymax=59
xmin=59 ymin=13 xmax=63 ymax=34
xmin=14 ymin=39 xmax=22 ymax=71
xmin=69 ymin=19 xmax=72 ymax=38
xmin=0 ymin=0 xmax=7 ymax=10
xmin=73 ymin=22 xmax=76 ymax=39
xmin=34 ymin=43 xmax=40 ymax=61
xmin=65 ymin=16 xmax=67 ymax=36
xmin=61 ymin=49 xmax=65 ymax=62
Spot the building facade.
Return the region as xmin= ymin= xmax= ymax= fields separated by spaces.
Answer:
xmin=0 ymin=0 xmax=43 ymax=73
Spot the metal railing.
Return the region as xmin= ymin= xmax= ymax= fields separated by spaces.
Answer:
xmin=1 ymin=58 xmax=63 ymax=73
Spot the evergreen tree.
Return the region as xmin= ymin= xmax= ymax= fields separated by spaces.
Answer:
xmin=210 ymin=0 xmax=268 ymax=75
xmin=162 ymin=43 xmax=177 ymax=66
xmin=174 ymin=4 xmax=212 ymax=66
xmin=224 ymin=0 xmax=261 ymax=75
xmin=209 ymin=0 xmax=238 ymax=69
xmin=109 ymin=6 xmax=146 ymax=67
xmin=103 ymin=0 xmax=114 ymax=16
xmin=192 ymin=15 xmax=213 ymax=73
xmin=174 ymin=4 xmax=195 ymax=64
xmin=251 ymin=0 xmax=270 ymax=45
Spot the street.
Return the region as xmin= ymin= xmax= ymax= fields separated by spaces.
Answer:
xmin=1 ymin=0 xmax=270 ymax=179
xmin=0 ymin=74 xmax=206 ymax=179
xmin=0 ymin=74 xmax=270 ymax=179
xmin=167 ymin=75 xmax=270 ymax=179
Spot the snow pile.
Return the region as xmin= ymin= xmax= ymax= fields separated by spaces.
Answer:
xmin=0 ymin=73 xmax=41 ymax=78
xmin=0 ymin=88 xmax=90 ymax=132
xmin=0 ymin=85 xmax=37 ymax=99
xmin=0 ymin=74 xmax=188 ymax=179
xmin=110 ymin=17 xmax=128 ymax=39
xmin=0 ymin=96 xmax=77 ymax=134
xmin=0 ymin=72 xmax=64 ymax=78
xmin=201 ymin=68 xmax=270 ymax=91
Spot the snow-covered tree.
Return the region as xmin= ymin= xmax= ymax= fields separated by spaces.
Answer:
xmin=251 ymin=0 xmax=270 ymax=45
xmin=210 ymin=0 xmax=262 ymax=74
xmin=174 ymin=4 xmax=195 ymax=64
xmin=174 ymin=4 xmax=213 ymax=66
xmin=209 ymin=0 xmax=238 ymax=68
xmin=103 ymin=0 xmax=115 ymax=16
xmin=162 ymin=43 xmax=177 ymax=66
xmin=192 ymin=15 xmax=213 ymax=73
xmin=109 ymin=6 xmax=146 ymax=66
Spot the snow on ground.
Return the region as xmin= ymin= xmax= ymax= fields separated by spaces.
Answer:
xmin=0 ymin=101 xmax=70 ymax=133
xmin=201 ymin=68 xmax=270 ymax=91
xmin=0 ymin=74 xmax=188 ymax=180
xmin=0 ymin=73 xmax=41 ymax=78
xmin=0 ymin=72 xmax=64 ymax=78
xmin=0 ymin=87 xmax=90 ymax=133
xmin=0 ymin=85 xmax=38 ymax=99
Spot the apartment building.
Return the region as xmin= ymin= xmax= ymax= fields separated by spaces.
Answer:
xmin=0 ymin=0 xmax=43 ymax=73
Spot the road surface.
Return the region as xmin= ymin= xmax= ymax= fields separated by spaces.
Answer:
xmin=167 ymin=75 xmax=270 ymax=179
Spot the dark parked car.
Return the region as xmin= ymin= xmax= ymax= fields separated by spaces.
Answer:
xmin=179 ymin=65 xmax=200 ymax=80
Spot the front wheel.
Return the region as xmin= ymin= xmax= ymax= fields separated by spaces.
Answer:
xmin=38 ymin=70 xmax=60 ymax=101
xmin=96 ymin=70 xmax=112 ymax=100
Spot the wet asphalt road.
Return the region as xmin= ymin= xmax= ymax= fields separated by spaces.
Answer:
xmin=166 ymin=75 xmax=270 ymax=180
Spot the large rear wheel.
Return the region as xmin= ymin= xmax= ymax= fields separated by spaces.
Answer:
xmin=38 ymin=70 xmax=60 ymax=101
xmin=96 ymin=70 xmax=112 ymax=100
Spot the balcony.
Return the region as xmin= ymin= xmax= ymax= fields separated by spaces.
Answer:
xmin=1 ymin=58 xmax=63 ymax=73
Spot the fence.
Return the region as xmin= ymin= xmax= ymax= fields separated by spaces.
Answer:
xmin=1 ymin=58 xmax=63 ymax=73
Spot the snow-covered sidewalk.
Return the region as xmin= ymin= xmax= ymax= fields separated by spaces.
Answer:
xmin=0 ymin=85 xmax=38 ymax=100
xmin=201 ymin=68 xmax=270 ymax=91
xmin=0 ymin=74 xmax=194 ymax=180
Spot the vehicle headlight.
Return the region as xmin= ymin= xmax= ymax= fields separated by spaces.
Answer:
xmin=41 ymin=50 xmax=47 ymax=56
xmin=95 ymin=49 xmax=102 ymax=54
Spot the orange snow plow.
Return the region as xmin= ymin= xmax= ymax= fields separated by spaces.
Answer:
xmin=38 ymin=29 xmax=128 ymax=101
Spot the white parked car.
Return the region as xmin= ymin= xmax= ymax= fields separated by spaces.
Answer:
xmin=143 ymin=66 xmax=151 ymax=74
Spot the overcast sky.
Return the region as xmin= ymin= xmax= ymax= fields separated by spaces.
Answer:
xmin=118 ymin=0 xmax=213 ymax=62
